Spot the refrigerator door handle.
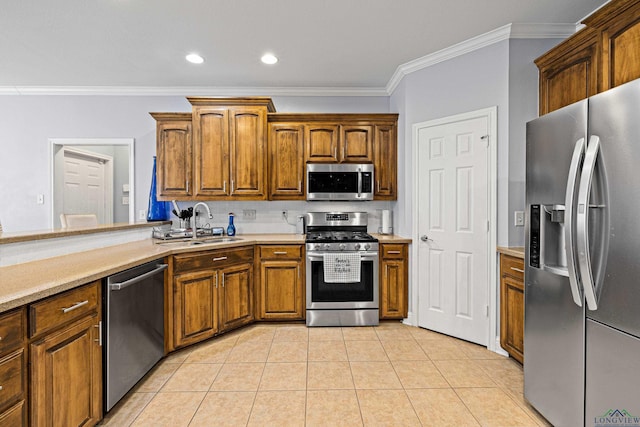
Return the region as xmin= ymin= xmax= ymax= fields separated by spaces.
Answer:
xmin=564 ymin=137 xmax=585 ymax=307
xmin=576 ymin=135 xmax=600 ymax=310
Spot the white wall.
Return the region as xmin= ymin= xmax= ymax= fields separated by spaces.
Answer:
xmin=0 ymin=95 xmax=388 ymax=233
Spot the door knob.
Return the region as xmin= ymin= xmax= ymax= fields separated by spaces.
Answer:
xmin=420 ymin=235 xmax=431 ymax=242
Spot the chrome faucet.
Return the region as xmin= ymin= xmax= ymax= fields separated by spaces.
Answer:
xmin=192 ymin=202 xmax=213 ymax=239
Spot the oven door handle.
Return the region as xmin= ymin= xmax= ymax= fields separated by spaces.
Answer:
xmin=307 ymin=253 xmax=378 ymax=261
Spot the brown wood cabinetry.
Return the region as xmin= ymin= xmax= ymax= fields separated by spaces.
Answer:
xmin=380 ymin=243 xmax=409 ymax=319
xmin=189 ymin=98 xmax=275 ymax=200
xmin=256 ymin=245 xmax=305 ymax=320
xmin=499 ymin=254 xmax=524 ymax=364
xmin=537 ymin=0 xmax=640 ymax=114
xmin=171 ymin=246 xmax=254 ymax=349
xmin=268 ymin=123 xmax=305 ymax=199
xmin=268 ymin=113 xmax=398 ymax=200
xmin=151 ymin=113 xmax=193 ymax=198
xmin=29 ymin=281 xmax=102 ymax=427
xmin=0 ymin=308 xmax=27 ymax=427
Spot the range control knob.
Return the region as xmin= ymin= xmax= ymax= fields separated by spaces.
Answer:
xmin=354 ymin=243 xmax=361 ymax=250
xmin=339 ymin=243 xmax=346 ymax=251
xmin=364 ymin=243 xmax=371 ymax=250
xmin=324 ymin=243 xmax=331 ymax=250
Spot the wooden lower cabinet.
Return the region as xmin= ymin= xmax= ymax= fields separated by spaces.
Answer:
xmin=500 ymin=254 xmax=525 ymax=363
xmin=172 ymin=247 xmax=254 ymax=349
xmin=0 ymin=308 xmax=27 ymax=427
xmin=256 ymin=245 xmax=305 ymax=320
xmin=30 ymin=312 xmax=102 ymax=427
xmin=380 ymin=243 xmax=409 ymax=319
xmin=218 ymin=263 xmax=254 ymax=331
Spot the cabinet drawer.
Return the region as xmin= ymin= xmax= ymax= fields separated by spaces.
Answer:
xmin=259 ymin=245 xmax=302 ymax=259
xmin=0 ymin=349 xmax=25 ymax=409
xmin=29 ymin=281 xmax=99 ymax=337
xmin=0 ymin=309 xmax=25 ymax=355
xmin=173 ymin=247 xmax=254 ymax=273
xmin=0 ymin=399 xmax=25 ymax=427
xmin=382 ymin=244 xmax=406 ymax=259
xmin=501 ymin=254 xmax=525 ymax=281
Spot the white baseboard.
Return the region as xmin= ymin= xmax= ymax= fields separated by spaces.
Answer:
xmin=493 ymin=336 xmax=509 ymax=357
xmin=402 ymin=312 xmax=417 ymax=327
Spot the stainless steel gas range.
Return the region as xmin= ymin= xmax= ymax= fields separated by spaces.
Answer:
xmin=305 ymin=212 xmax=379 ymax=327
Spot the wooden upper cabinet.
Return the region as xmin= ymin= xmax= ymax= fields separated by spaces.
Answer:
xmin=341 ymin=125 xmax=373 ymax=162
xmin=373 ymin=124 xmax=397 ymax=199
xmin=268 ymin=123 xmax=305 ymax=199
xmin=535 ymin=28 xmax=599 ymax=115
xmin=584 ymin=0 xmax=640 ymax=90
xmin=537 ymin=0 xmax=640 ymax=114
xmin=229 ymin=107 xmax=267 ymax=198
xmin=193 ymin=107 xmax=229 ymax=197
xmin=151 ymin=113 xmax=193 ymax=199
xmin=305 ymin=124 xmax=340 ymax=162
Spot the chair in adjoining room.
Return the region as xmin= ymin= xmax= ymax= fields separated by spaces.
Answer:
xmin=60 ymin=214 xmax=98 ymax=228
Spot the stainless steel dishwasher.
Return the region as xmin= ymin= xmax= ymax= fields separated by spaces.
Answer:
xmin=104 ymin=259 xmax=167 ymax=412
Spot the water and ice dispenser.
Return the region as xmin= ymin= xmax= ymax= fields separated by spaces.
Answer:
xmin=530 ymin=204 xmax=569 ymax=277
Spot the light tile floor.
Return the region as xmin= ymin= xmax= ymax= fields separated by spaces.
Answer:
xmin=99 ymin=322 xmax=551 ymax=427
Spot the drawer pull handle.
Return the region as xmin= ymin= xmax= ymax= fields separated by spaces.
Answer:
xmin=388 ymin=251 xmax=401 ymax=254
xmin=212 ymin=256 xmax=228 ymax=261
xmin=0 ymin=385 xmax=3 ymax=391
xmin=62 ymin=300 xmax=89 ymax=313
xmin=273 ymin=251 xmax=288 ymax=255
xmin=510 ymin=267 xmax=525 ymax=273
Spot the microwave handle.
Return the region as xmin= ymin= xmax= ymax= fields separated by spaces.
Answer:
xmin=357 ymin=167 xmax=362 ymax=197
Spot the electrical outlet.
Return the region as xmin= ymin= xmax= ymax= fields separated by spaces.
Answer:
xmin=514 ymin=211 xmax=525 ymax=227
xmin=243 ymin=209 xmax=256 ymax=220
xmin=139 ymin=210 xmax=146 ymax=220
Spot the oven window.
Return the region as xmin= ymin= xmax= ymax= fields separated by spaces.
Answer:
xmin=311 ymin=259 xmax=374 ymax=302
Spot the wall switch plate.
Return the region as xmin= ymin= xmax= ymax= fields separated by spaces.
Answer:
xmin=243 ymin=209 xmax=256 ymax=220
xmin=139 ymin=210 xmax=146 ymax=220
xmin=36 ymin=194 xmax=44 ymax=204
xmin=514 ymin=211 xmax=525 ymax=227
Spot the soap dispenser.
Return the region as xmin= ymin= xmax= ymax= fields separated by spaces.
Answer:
xmin=227 ymin=213 xmax=236 ymax=236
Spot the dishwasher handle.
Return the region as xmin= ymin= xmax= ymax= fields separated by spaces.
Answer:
xmin=109 ymin=264 xmax=168 ymax=291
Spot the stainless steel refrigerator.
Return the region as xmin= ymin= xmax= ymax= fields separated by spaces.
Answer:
xmin=525 ymin=78 xmax=640 ymax=427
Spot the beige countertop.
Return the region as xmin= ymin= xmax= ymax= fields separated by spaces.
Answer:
xmin=497 ymin=246 xmax=525 ymax=259
xmin=0 ymin=233 xmax=411 ymax=313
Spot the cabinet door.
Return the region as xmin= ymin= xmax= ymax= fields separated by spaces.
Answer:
xmin=598 ymin=6 xmax=640 ymax=90
xmin=268 ymin=123 xmax=305 ymax=200
xmin=259 ymin=259 xmax=304 ymax=320
xmin=373 ymin=124 xmax=397 ymax=199
xmin=156 ymin=119 xmax=192 ymax=198
xmin=380 ymin=259 xmax=407 ymax=319
xmin=536 ymin=28 xmax=598 ymax=115
xmin=193 ymin=107 xmax=230 ymax=197
xmin=341 ymin=125 xmax=373 ymax=162
xmin=219 ymin=263 xmax=254 ymax=331
xmin=500 ymin=275 xmax=524 ymax=363
xmin=30 ymin=314 xmax=101 ymax=427
xmin=229 ymin=108 xmax=267 ymax=199
xmin=305 ymin=124 xmax=339 ymax=162
xmin=174 ymin=270 xmax=218 ymax=348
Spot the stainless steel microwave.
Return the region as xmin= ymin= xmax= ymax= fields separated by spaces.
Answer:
xmin=306 ymin=163 xmax=374 ymax=201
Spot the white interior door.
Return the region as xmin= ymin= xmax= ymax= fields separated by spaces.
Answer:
xmin=416 ymin=113 xmax=490 ymax=345
xmin=61 ymin=148 xmax=113 ymax=224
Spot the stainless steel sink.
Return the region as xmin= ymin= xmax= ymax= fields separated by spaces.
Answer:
xmin=155 ymin=237 xmax=243 ymax=245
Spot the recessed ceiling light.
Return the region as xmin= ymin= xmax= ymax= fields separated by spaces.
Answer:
xmin=261 ymin=53 xmax=278 ymax=65
xmin=185 ymin=53 xmax=204 ymax=64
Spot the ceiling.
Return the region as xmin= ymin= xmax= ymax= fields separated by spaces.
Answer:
xmin=0 ymin=0 xmax=607 ymax=93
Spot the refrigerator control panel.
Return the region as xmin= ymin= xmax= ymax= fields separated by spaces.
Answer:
xmin=530 ymin=204 xmax=540 ymax=268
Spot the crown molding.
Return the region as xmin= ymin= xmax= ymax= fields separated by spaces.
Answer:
xmin=0 ymin=23 xmax=577 ymax=98
xmin=0 ymin=85 xmax=388 ymax=97
xmin=385 ymin=22 xmax=576 ymax=94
